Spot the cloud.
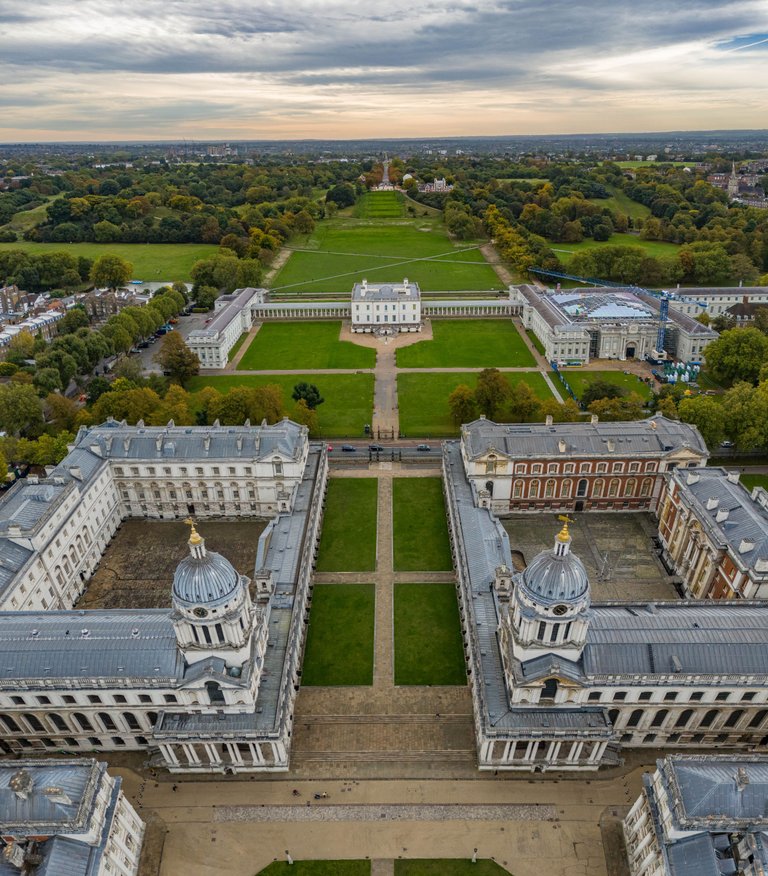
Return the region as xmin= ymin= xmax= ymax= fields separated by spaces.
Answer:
xmin=1 ymin=0 xmax=767 ymax=139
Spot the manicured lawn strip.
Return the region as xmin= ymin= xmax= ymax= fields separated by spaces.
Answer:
xmin=397 ymin=372 xmax=552 ymax=437
xmin=741 ymin=474 xmax=768 ymax=492
xmin=393 ymin=479 xmax=452 ymax=572
xmin=315 ymin=479 xmax=378 ymax=572
xmin=588 ymin=185 xmax=651 ymax=220
xmin=394 ymin=584 xmax=466 ymax=685
xmin=272 ymin=220 xmax=499 ymax=293
xmin=186 ymin=373 xmax=374 ymax=438
xmin=301 ymin=584 xmax=375 ymax=686
xmin=355 ymin=191 xmax=405 ymax=218
xmin=226 ymin=332 xmax=249 ymax=363
xmin=396 ymin=320 xmax=535 ymax=368
xmin=551 ymin=233 xmax=679 ymax=264
xmin=257 ymin=861 xmax=370 ymax=875
xmin=238 ymin=322 xmax=374 ymax=370
xmin=526 ymin=328 xmax=546 ymax=356
xmin=0 ymin=241 xmax=218 ymax=281
xmin=395 ymin=862 xmax=511 ymax=876
xmin=555 ymin=369 xmax=653 ymax=401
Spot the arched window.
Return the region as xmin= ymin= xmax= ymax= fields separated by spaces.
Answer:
xmin=699 ymin=709 xmax=718 ymax=728
xmin=0 ymin=715 xmax=20 ymax=732
xmin=608 ymin=479 xmax=620 ymax=497
xmin=98 ymin=713 xmax=117 ymax=731
xmin=749 ymin=710 xmax=768 ymax=728
xmin=724 ymin=709 xmax=745 ymax=728
xmin=22 ymin=714 xmax=44 ymax=732
xmin=513 ymin=480 xmax=524 ymax=499
xmin=627 ymin=709 xmax=643 ymax=728
xmin=650 ymin=709 xmax=668 ymax=728
xmin=537 ymin=622 xmax=547 ymax=641
xmin=545 ymin=479 xmax=556 ymax=498
xmin=123 ymin=712 xmax=141 ymax=731
xmin=561 ymin=479 xmax=572 ymax=498
xmin=592 ymin=478 xmax=604 ymax=498
xmin=576 ymin=478 xmax=588 ymax=497
xmin=640 ymin=478 xmax=653 ymax=497
xmin=675 ymin=709 xmax=694 ymax=728
xmin=529 ymin=479 xmax=540 ymax=498
xmin=626 ymin=478 xmax=637 ymax=496
xmin=608 ymin=709 xmax=620 ymax=725
xmin=73 ymin=713 xmax=94 ymax=731
xmin=48 ymin=713 xmax=69 ymax=733
xmin=206 ymin=682 xmax=226 ymax=705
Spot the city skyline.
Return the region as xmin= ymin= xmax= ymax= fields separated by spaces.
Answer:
xmin=2 ymin=0 xmax=768 ymax=142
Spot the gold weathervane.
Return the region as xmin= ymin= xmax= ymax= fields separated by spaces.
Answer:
xmin=184 ymin=517 xmax=203 ymax=545
xmin=556 ymin=514 xmax=575 ymax=542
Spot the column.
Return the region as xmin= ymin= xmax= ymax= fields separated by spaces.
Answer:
xmin=159 ymin=744 xmax=179 ymax=766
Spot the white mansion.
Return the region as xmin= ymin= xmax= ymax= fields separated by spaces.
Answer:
xmin=0 ymin=420 xmax=327 ymax=773
xmin=350 ymin=278 xmax=422 ymax=333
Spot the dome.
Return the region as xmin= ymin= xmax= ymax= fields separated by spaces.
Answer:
xmin=172 ymin=523 xmax=240 ymax=608
xmin=520 ymin=523 xmax=589 ymax=605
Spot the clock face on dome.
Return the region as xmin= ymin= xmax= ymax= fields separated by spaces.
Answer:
xmin=193 ymin=607 xmax=208 ymax=618
xmin=553 ymin=604 xmax=568 ymax=616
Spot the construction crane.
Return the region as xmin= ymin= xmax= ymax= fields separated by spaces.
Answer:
xmin=528 ymin=267 xmax=681 ymax=358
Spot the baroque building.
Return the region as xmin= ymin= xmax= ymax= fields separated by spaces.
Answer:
xmin=350 ymin=278 xmax=422 ymax=333
xmin=0 ymin=758 xmax=143 ymax=876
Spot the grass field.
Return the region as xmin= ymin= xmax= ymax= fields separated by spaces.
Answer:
xmin=0 ymin=195 xmax=61 ymax=234
xmin=397 ymin=371 xmax=552 ymax=437
xmin=301 ymin=584 xmax=375 ymax=686
xmin=741 ymin=474 xmax=768 ymax=492
xmin=396 ymin=320 xmax=535 ymax=368
xmin=316 ymin=479 xmax=378 ymax=572
xmin=526 ymin=328 xmax=546 ymax=356
xmin=589 ymin=185 xmax=651 ymax=220
xmin=392 ymin=479 xmax=452 ymax=572
xmin=186 ymin=373 xmax=374 ymax=437
xmin=272 ymin=219 xmax=500 ymax=294
xmin=395 ymin=862 xmax=511 ymax=876
xmin=556 ymin=369 xmax=653 ymax=401
xmin=226 ymin=333 xmax=248 ymax=363
xmin=0 ymin=240 xmax=218 ymax=281
xmin=238 ymin=322 xmax=375 ymax=370
xmin=394 ymin=584 xmax=466 ymax=685
xmin=354 ymin=191 xmax=405 ymax=218
xmin=612 ymin=160 xmax=691 ymax=169
xmin=551 ymin=233 xmax=679 ymax=264
xmin=257 ymin=861 xmax=370 ymax=875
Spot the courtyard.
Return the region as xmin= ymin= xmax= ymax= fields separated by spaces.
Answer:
xmin=78 ymin=518 xmax=266 ymax=610
xmin=238 ymin=321 xmax=376 ymax=370
xmin=502 ymin=512 xmax=678 ymax=601
xmin=396 ymin=320 xmax=536 ymax=369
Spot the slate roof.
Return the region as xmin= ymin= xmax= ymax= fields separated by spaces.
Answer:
xmin=0 ymin=483 xmax=68 ymax=533
xmin=461 ymin=415 xmax=708 ymax=460
xmin=672 ymin=286 xmax=768 ymax=298
xmin=187 ymin=286 xmax=262 ymax=339
xmin=670 ymin=467 xmax=768 ymax=574
xmin=351 ymin=279 xmax=420 ymax=302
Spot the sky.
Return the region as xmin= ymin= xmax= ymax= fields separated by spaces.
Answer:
xmin=1 ymin=0 xmax=768 ymax=142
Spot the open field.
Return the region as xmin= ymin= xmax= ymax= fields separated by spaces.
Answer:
xmin=741 ymin=474 xmax=768 ymax=492
xmin=611 ymin=160 xmax=691 ymax=168
xmin=395 ymin=862 xmax=511 ymax=876
xmin=257 ymin=861 xmax=370 ymax=875
xmin=556 ymin=369 xmax=654 ymax=401
xmin=0 ymin=195 xmax=61 ymax=234
xmin=394 ymin=583 xmax=466 ymax=685
xmin=396 ymin=320 xmax=535 ymax=368
xmin=397 ymin=372 xmax=552 ymax=437
xmin=0 ymin=240 xmax=218 ymax=281
xmin=589 ymin=185 xmax=651 ymax=220
xmin=186 ymin=373 xmax=374 ymax=437
xmin=354 ymin=191 xmax=405 ymax=218
xmin=315 ymin=479 xmax=378 ymax=573
xmin=392 ymin=478 xmax=453 ymax=572
xmin=239 ymin=322 xmax=375 ymax=370
xmin=271 ymin=219 xmax=500 ymax=294
xmin=551 ymin=233 xmax=680 ymax=264
xmin=301 ymin=584 xmax=375 ymax=686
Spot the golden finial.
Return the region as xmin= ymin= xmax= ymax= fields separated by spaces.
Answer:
xmin=184 ymin=517 xmax=203 ymax=545
xmin=557 ymin=514 xmax=574 ymax=542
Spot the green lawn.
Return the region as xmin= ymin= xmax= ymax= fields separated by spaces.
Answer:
xmin=238 ymin=322 xmax=375 ymax=370
xmin=393 ymin=479 xmax=452 ymax=572
xmin=395 ymin=862 xmax=511 ymax=876
xmin=555 ymin=369 xmax=653 ymax=401
xmin=316 ymin=479 xmax=378 ymax=572
xmin=355 ymin=191 xmax=405 ymax=218
xmin=301 ymin=584 xmax=375 ymax=686
xmin=611 ymin=160 xmax=691 ymax=169
xmin=257 ymin=862 xmax=370 ymax=875
xmin=396 ymin=321 xmax=535 ymax=368
xmin=526 ymin=328 xmax=545 ymax=356
xmin=397 ymin=372 xmax=552 ymax=437
xmin=741 ymin=474 xmax=768 ymax=492
xmin=227 ymin=332 xmax=249 ymax=363
xmin=394 ymin=584 xmax=466 ymax=685
xmin=186 ymin=373 xmax=374 ymax=438
xmin=0 ymin=195 xmax=61 ymax=234
xmin=0 ymin=240 xmax=218 ymax=281
xmin=589 ymin=185 xmax=651 ymax=220
xmin=551 ymin=233 xmax=680 ymax=264
xmin=272 ymin=219 xmax=499 ymax=294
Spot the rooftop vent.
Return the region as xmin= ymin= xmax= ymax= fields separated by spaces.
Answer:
xmin=80 ymin=629 xmax=90 ymax=639
xmin=558 ymin=439 xmax=567 ymax=453
xmin=686 ymin=472 xmax=700 ymax=486
xmin=9 ymin=769 xmax=33 ymax=800
xmin=545 ymin=415 xmax=553 ymax=427
xmin=670 ymin=655 xmax=682 ymax=673
xmin=591 ymin=414 xmax=599 ymax=425
xmin=716 ymin=508 xmax=730 ymax=523
xmin=739 ymin=538 xmax=755 ymax=554
xmin=705 ymin=496 xmax=719 ymax=510
xmin=727 ymin=471 xmax=740 ymax=484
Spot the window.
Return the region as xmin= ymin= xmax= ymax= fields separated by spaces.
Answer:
xmin=650 ymin=709 xmax=668 ymax=727
xmin=627 ymin=709 xmax=643 ymax=728
xmin=10 ymin=696 xmax=24 ymax=705
xmin=596 ymin=463 xmax=607 ymax=474
xmin=63 ymin=695 xmax=76 ymax=704
xmin=587 ymin=692 xmax=601 ymax=702
xmin=529 ymin=480 xmax=540 ymax=498
xmin=139 ymin=695 xmax=152 ymax=704
xmin=699 ymin=709 xmax=718 ymax=728
xmin=689 ymin=692 xmax=704 ymax=702
xmin=663 ymin=692 xmax=678 ymax=702
xmin=123 ymin=712 xmax=141 ymax=731
xmin=87 ymin=694 xmax=102 ymax=705
xmin=612 ymin=692 xmax=627 ymax=702
xmin=531 ymin=464 xmax=543 ymax=475
xmin=749 ymin=710 xmax=768 ymax=728
xmin=643 ymin=734 xmax=656 ymax=744
xmin=592 ymin=479 xmax=604 ymax=498
xmin=537 ymin=622 xmax=547 ymax=642
xmin=560 ymin=479 xmax=572 ymax=498
xmin=638 ymin=692 xmax=652 ymax=702
xmin=36 ymin=695 xmax=51 ymax=706
xmin=114 ymin=695 xmax=127 ymax=704
xmin=675 ymin=709 xmax=694 ymax=729
xmin=22 ymin=714 xmax=45 ymax=732
xmin=741 ymin=692 xmax=757 ymax=702
xmin=608 ymin=479 xmax=620 ymax=497
xmin=724 ymin=709 xmax=745 ymax=728
xmin=544 ymin=479 xmax=556 ymax=498
xmin=715 ymin=692 xmax=730 ymax=702
xmin=164 ymin=694 xmax=178 ymax=704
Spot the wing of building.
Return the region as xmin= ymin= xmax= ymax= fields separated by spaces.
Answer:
xmin=186 ymin=287 xmax=265 ymax=368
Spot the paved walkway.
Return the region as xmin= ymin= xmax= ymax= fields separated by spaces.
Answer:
xmin=226 ymin=322 xmax=262 ymax=370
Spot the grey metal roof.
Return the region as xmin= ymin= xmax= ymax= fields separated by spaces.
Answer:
xmin=0 ymin=610 xmax=183 ymax=683
xmin=672 ymin=286 xmax=768 ymax=297
xmin=172 ymin=542 xmax=241 ymax=608
xmin=351 ymin=279 xmax=420 ymax=302
xmin=36 ymin=837 xmax=98 ymax=876
xmin=187 ymin=286 xmax=262 ymax=339
xmin=0 ymin=540 xmax=33 ymax=594
xmin=666 ymin=834 xmax=720 ymax=876
xmin=520 ymin=541 xmax=589 ymax=604
xmin=670 ymin=467 xmax=768 ymax=574
xmin=0 ymin=482 xmax=68 ymax=533
xmin=667 ymin=756 xmax=768 ymax=826
xmin=462 ymin=414 xmax=708 ymax=460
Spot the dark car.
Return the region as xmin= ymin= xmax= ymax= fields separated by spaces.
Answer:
xmin=138 ymin=341 xmax=150 ymax=349
xmin=341 ymin=444 xmax=356 ymax=452
xmin=368 ymin=444 xmax=384 ymax=452
xmin=416 ymin=444 xmax=431 ymax=452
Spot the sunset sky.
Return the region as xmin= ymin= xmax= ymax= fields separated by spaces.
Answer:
xmin=2 ymin=0 xmax=768 ymax=141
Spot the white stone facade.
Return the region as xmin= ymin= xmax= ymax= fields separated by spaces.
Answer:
xmin=351 ymin=278 xmax=422 ymax=332
xmin=187 ymin=286 xmax=265 ymax=368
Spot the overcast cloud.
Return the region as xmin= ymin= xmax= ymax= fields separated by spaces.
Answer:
xmin=0 ymin=0 xmax=767 ymax=140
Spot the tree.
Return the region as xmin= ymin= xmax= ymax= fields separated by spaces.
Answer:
xmin=656 ymin=396 xmax=679 ymax=420
xmin=677 ymin=395 xmax=727 ymax=448
xmin=0 ymin=382 xmax=44 ymax=436
xmin=704 ymin=328 xmax=768 ymax=386
xmin=57 ymin=307 xmax=90 ymax=334
xmin=474 ymin=368 xmax=510 ymax=420
xmin=89 ymin=254 xmax=132 ymax=290
xmin=150 ymin=385 xmax=193 ymax=426
xmin=448 ymin=384 xmax=478 ymax=424
xmin=86 ymin=376 xmax=112 ymax=405
xmin=580 ymin=379 xmax=624 ymax=407
xmin=45 ymin=393 xmax=80 ymax=430
xmin=291 ymin=382 xmax=324 ymax=410
xmin=0 ymin=444 xmax=7 ymax=483
xmin=33 ymin=367 xmax=63 ymax=395
xmin=291 ymin=398 xmax=319 ymax=434
xmin=326 ymin=184 xmax=356 ymax=208
xmin=587 ymin=392 xmax=645 ymax=422
xmin=5 ymin=330 xmax=36 ymax=364
xmin=504 ymin=381 xmax=541 ymax=422
xmin=153 ymin=332 xmax=200 ymax=385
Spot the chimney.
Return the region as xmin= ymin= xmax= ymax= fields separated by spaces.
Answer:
xmin=9 ymin=768 xmax=34 ymax=800
xmin=727 ymin=471 xmax=740 ymax=484
xmin=558 ymin=439 xmax=566 ymax=453
xmin=607 ymin=440 xmax=615 ymax=452
xmin=705 ymin=496 xmax=719 ymax=510
xmin=739 ymin=538 xmax=755 ymax=554
xmin=736 ymin=767 xmax=750 ymax=793
xmin=545 ymin=415 xmax=553 ymax=426
xmin=685 ymin=471 xmax=700 ymax=485
xmin=591 ymin=414 xmax=599 ymax=425
xmin=716 ymin=508 xmax=730 ymax=523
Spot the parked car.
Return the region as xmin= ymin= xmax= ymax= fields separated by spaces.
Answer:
xmin=416 ymin=444 xmax=431 ymax=452
xmin=138 ymin=341 xmax=150 ymax=349
xmin=341 ymin=445 xmax=356 ymax=452
xmin=720 ymin=441 xmax=734 ymax=448
xmin=368 ymin=444 xmax=384 ymax=452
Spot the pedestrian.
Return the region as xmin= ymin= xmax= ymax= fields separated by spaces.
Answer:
xmin=172 ymin=784 xmax=178 ymax=792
